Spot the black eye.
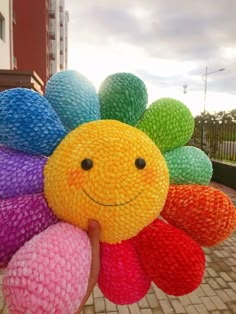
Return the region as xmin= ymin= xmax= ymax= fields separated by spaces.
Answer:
xmin=135 ymin=157 xmax=146 ymax=169
xmin=81 ymin=158 xmax=93 ymax=170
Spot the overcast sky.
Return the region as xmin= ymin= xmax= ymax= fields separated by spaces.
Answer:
xmin=65 ymin=0 xmax=236 ymax=116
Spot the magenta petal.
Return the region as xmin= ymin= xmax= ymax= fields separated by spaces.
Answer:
xmin=98 ymin=239 xmax=151 ymax=304
xmin=0 ymin=193 xmax=58 ymax=266
xmin=0 ymin=146 xmax=47 ymax=200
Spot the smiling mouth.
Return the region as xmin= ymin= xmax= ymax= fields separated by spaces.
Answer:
xmin=82 ymin=189 xmax=142 ymax=206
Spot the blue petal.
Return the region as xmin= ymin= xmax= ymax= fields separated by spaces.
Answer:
xmin=0 ymin=88 xmax=67 ymax=156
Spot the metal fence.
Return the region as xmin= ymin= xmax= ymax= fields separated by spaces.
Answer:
xmin=189 ymin=119 xmax=236 ymax=162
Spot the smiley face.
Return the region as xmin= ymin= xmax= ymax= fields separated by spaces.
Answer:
xmin=44 ymin=120 xmax=169 ymax=243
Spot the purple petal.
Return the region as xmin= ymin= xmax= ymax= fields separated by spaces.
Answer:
xmin=0 ymin=146 xmax=47 ymax=200
xmin=0 ymin=193 xmax=58 ymax=266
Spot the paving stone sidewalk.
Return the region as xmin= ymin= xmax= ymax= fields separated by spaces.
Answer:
xmin=0 ymin=182 xmax=235 ymax=314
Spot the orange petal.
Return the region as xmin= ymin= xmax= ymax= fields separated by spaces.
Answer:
xmin=161 ymin=184 xmax=236 ymax=247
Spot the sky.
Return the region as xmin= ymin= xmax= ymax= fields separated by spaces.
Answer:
xmin=65 ymin=0 xmax=236 ymax=117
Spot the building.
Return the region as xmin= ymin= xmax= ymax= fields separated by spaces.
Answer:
xmin=0 ymin=0 xmax=13 ymax=70
xmin=0 ymin=1 xmax=44 ymax=94
xmin=0 ymin=0 xmax=69 ymax=91
xmin=49 ymin=0 xmax=69 ymax=76
xmin=13 ymin=0 xmax=51 ymax=85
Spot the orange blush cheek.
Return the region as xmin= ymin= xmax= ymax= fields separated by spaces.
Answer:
xmin=141 ymin=168 xmax=157 ymax=185
xmin=67 ymin=169 xmax=85 ymax=189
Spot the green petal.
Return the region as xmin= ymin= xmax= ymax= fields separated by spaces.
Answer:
xmin=99 ymin=73 xmax=148 ymax=126
xmin=164 ymin=146 xmax=213 ymax=185
xmin=136 ymin=98 xmax=194 ymax=152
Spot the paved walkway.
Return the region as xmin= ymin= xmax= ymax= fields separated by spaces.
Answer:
xmin=0 ymin=182 xmax=235 ymax=314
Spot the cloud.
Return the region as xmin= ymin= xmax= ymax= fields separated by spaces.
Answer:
xmin=65 ymin=0 xmax=236 ymax=103
xmin=67 ymin=0 xmax=236 ymax=60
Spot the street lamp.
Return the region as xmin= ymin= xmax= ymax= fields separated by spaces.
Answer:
xmin=201 ymin=66 xmax=225 ymax=150
xmin=203 ymin=66 xmax=225 ymax=114
xmin=183 ymin=84 xmax=188 ymax=94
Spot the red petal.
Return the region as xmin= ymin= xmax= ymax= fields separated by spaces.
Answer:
xmin=161 ymin=184 xmax=236 ymax=246
xmin=133 ymin=218 xmax=205 ymax=296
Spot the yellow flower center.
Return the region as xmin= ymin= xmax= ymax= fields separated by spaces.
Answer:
xmin=44 ymin=120 xmax=169 ymax=243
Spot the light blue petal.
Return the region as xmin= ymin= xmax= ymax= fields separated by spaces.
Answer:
xmin=45 ymin=70 xmax=100 ymax=130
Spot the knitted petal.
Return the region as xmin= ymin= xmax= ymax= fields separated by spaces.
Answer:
xmin=0 ymin=193 xmax=58 ymax=266
xmin=161 ymin=184 xmax=236 ymax=247
xmin=164 ymin=146 xmax=213 ymax=185
xmin=136 ymin=98 xmax=194 ymax=152
xmin=45 ymin=70 xmax=100 ymax=131
xmin=0 ymin=146 xmax=47 ymax=200
xmin=3 ymin=223 xmax=91 ymax=314
xmin=0 ymin=88 xmax=67 ymax=156
xmin=133 ymin=218 xmax=205 ymax=296
xmin=99 ymin=73 xmax=148 ymax=126
xmin=98 ymin=240 xmax=151 ymax=304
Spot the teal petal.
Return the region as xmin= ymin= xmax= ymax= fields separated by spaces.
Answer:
xmin=164 ymin=146 xmax=213 ymax=185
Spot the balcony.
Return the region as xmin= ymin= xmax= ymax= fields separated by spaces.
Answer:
xmin=49 ymin=32 xmax=55 ymax=40
xmin=13 ymin=56 xmax=17 ymax=69
xmin=49 ymin=10 xmax=55 ymax=19
xmin=49 ymin=53 xmax=55 ymax=60
xmin=12 ymin=12 xmax=16 ymax=24
xmin=0 ymin=70 xmax=44 ymax=95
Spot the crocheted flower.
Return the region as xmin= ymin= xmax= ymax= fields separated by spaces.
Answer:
xmin=0 ymin=71 xmax=235 ymax=313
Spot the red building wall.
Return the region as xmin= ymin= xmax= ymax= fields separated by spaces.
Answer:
xmin=13 ymin=0 xmax=49 ymax=87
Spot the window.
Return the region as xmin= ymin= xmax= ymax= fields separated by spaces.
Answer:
xmin=0 ymin=13 xmax=5 ymax=41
